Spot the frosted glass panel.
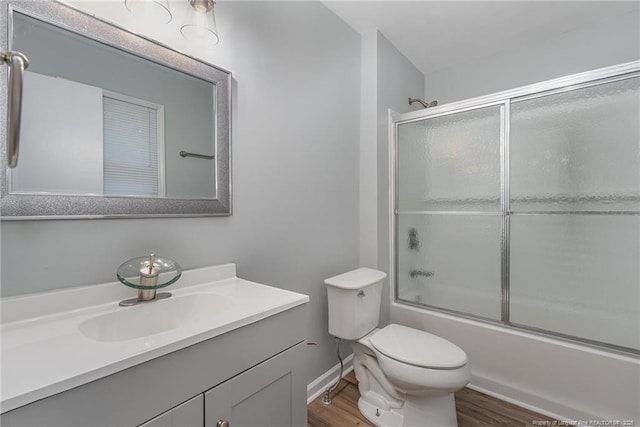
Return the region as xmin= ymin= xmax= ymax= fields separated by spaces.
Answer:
xmin=395 ymin=68 xmax=639 ymax=351
xmin=397 ymin=106 xmax=501 ymax=211
xmin=510 ymin=77 xmax=640 ymax=212
xmin=397 ymin=214 xmax=502 ymax=320
xmin=510 ymin=215 xmax=640 ymax=350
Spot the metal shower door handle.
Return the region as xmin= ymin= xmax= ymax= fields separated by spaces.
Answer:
xmin=1 ymin=50 xmax=29 ymax=168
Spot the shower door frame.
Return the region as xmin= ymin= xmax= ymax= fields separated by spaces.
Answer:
xmin=389 ymin=60 xmax=640 ymax=355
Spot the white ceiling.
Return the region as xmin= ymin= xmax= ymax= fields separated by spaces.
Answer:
xmin=323 ymin=1 xmax=640 ymax=76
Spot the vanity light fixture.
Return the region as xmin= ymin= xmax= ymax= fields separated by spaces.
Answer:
xmin=124 ymin=0 xmax=173 ymax=24
xmin=181 ymin=0 xmax=220 ymax=46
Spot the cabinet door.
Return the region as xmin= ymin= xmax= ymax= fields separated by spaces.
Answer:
xmin=204 ymin=342 xmax=306 ymax=427
xmin=139 ymin=395 xmax=203 ymax=427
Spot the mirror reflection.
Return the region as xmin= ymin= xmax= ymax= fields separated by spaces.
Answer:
xmin=12 ymin=11 xmax=216 ymax=200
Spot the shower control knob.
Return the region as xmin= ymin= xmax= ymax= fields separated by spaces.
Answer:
xmin=216 ymin=420 xmax=230 ymax=427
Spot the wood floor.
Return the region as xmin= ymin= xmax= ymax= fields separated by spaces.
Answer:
xmin=308 ymin=372 xmax=557 ymax=427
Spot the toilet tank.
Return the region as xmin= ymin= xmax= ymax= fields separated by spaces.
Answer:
xmin=324 ymin=268 xmax=387 ymax=340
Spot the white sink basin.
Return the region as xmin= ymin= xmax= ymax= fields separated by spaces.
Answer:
xmin=79 ymin=293 xmax=227 ymax=342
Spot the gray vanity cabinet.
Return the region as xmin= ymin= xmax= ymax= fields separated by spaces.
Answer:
xmin=138 ymin=342 xmax=307 ymax=427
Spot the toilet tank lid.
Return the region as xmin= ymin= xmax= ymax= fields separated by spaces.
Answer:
xmin=369 ymin=324 xmax=468 ymax=369
xmin=324 ymin=268 xmax=387 ymax=289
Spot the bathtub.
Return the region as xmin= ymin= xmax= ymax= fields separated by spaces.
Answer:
xmin=391 ymin=299 xmax=640 ymax=423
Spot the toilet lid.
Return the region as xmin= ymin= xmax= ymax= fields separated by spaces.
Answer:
xmin=369 ymin=324 xmax=468 ymax=369
xmin=324 ymin=268 xmax=387 ymax=289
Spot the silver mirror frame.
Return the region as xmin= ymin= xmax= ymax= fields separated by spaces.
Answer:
xmin=0 ymin=0 xmax=232 ymax=219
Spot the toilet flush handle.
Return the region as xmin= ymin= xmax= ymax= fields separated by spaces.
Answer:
xmin=357 ymin=289 xmax=365 ymax=297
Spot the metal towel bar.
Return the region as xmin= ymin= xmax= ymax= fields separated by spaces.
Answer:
xmin=1 ymin=50 xmax=29 ymax=168
xmin=179 ymin=150 xmax=215 ymax=160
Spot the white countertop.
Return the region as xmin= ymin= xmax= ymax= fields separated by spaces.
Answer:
xmin=0 ymin=264 xmax=309 ymax=413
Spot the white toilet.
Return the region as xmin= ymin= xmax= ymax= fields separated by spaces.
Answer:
xmin=325 ymin=268 xmax=470 ymax=427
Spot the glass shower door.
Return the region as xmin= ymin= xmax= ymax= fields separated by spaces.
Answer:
xmin=396 ymin=105 xmax=504 ymax=320
xmin=394 ymin=69 xmax=640 ymax=352
xmin=509 ymin=76 xmax=640 ymax=349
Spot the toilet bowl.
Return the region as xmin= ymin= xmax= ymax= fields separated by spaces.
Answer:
xmin=354 ymin=325 xmax=470 ymax=427
xmin=325 ymin=268 xmax=470 ymax=427
xmin=365 ymin=324 xmax=470 ymax=394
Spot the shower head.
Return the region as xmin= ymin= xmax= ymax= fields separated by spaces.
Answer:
xmin=408 ymin=97 xmax=438 ymax=108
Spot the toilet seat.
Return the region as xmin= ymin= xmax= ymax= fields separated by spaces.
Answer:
xmin=372 ymin=349 xmax=471 ymax=394
xmin=369 ymin=324 xmax=467 ymax=369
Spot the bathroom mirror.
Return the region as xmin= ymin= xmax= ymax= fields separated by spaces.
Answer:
xmin=0 ymin=0 xmax=231 ymax=218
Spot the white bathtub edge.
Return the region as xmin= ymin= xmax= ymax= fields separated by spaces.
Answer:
xmin=391 ymin=303 xmax=640 ymax=423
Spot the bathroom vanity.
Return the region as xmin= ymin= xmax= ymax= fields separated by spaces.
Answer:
xmin=0 ymin=264 xmax=309 ymax=426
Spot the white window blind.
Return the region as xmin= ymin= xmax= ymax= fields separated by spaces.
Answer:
xmin=103 ymin=95 xmax=160 ymax=196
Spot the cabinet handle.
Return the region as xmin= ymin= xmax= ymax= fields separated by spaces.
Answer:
xmin=216 ymin=420 xmax=229 ymax=427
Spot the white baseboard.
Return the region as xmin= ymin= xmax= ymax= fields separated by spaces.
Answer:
xmin=306 ymin=355 xmax=589 ymax=423
xmin=307 ymin=354 xmax=354 ymax=404
xmin=307 ymin=358 xmax=576 ymax=421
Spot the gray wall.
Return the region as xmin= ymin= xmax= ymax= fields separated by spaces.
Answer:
xmin=425 ymin=7 xmax=640 ymax=103
xmin=376 ymin=32 xmax=425 ymax=326
xmin=1 ymin=1 xmax=360 ymax=385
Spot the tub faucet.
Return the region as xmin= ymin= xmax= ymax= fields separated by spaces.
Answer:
xmin=409 ymin=269 xmax=434 ymax=278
